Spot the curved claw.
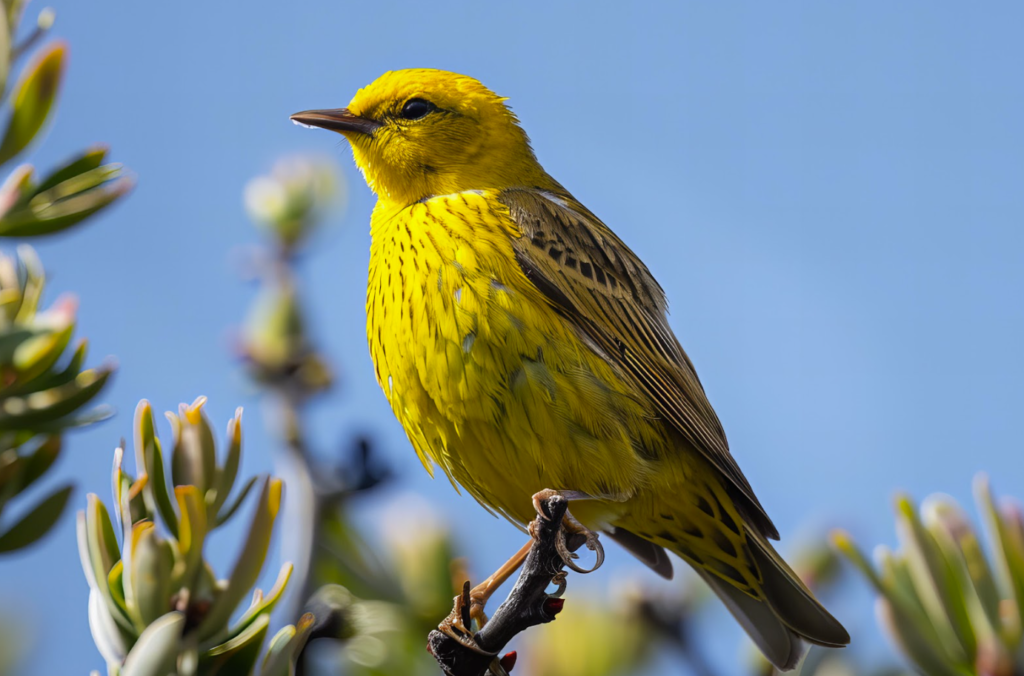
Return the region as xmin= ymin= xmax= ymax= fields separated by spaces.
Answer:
xmin=556 ymin=528 xmax=605 ymax=574
xmin=549 ymin=570 xmax=568 ymax=597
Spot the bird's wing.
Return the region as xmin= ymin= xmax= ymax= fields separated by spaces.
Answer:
xmin=500 ymin=187 xmax=779 ymax=540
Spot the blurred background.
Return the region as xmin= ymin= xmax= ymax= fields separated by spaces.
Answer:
xmin=2 ymin=1 xmax=1023 ymax=675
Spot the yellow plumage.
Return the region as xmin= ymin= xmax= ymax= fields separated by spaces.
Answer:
xmin=293 ymin=68 xmax=849 ymax=669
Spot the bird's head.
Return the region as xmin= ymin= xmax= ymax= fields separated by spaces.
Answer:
xmin=292 ymin=69 xmax=549 ymax=206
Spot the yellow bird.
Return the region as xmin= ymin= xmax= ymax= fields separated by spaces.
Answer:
xmin=292 ymin=69 xmax=849 ymax=669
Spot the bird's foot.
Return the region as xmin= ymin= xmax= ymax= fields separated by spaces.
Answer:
xmin=529 ymin=488 xmax=605 ymax=574
xmin=437 ymin=580 xmax=496 ymax=657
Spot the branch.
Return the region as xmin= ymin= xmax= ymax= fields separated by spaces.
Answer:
xmin=427 ymin=495 xmax=586 ymax=676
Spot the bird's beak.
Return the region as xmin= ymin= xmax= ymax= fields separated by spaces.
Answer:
xmin=290 ymin=108 xmax=382 ymax=135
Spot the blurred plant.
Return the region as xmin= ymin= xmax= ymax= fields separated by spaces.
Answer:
xmin=78 ymin=397 xmax=312 ymax=676
xmin=304 ymin=497 xmax=478 ymax=676
xmin=0 ymin=3 xmax=132 ymax=554
xmin=248 ymin=154 xmax=465 ymax=667
xmin=519 ymin=591 xmax=653 ymax=676
xmin=237 ymin=155 xmax=346 ymax=630
xmin=244 ymin=156 xmax=340 ymax=254
xmin=0 ymin=245 xmax=112 ymax=552
xmin=0 ymin=5 xmax=132 ymax=237
xmin=834 ymin=474 xmax=1024 ymax=676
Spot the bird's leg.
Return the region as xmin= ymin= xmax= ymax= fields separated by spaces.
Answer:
xmin=437 ymin=539 xmax=533 ymax=655
xmin=468 ymin=539 xmax=534 ymax=627
xmin=529 ymin=488 xmax=606 ymax=574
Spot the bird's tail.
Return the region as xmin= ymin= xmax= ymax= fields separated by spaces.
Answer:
xmin=692 ymin=532 xmax=850 ymax=670
xmin=612 ymin=473 xmax=849 ymax=670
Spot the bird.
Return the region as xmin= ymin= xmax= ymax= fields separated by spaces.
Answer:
xmin=291 ymin=69 xmax=850 ymax=670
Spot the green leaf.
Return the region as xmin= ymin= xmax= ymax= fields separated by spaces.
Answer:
xmin=0 ymin=41 xmax=65 ymax=165
xmin=834 ymin=531 xmax=944 ymax=650
xmin=895 ymin=494 xmax=976 ymax=662
xmin=129 ymin=521 xmax=173 ymax=627
xmin=173 ymin=485 xmax=207 ymax=594
xmin=172 ymin=397 xmax=216 ymax=495
xmin=0 ymin=363 xmax=112 ymax=429
xmin=196 ymin=477 xmax=281 ymax=642
xmin=35 ymin=146 xmax=108 ymax=193
xmin=11 ymin=309 xmax=74 ymax=381
xmin=107 ymin=560 xmax=126 ymax=615
xmin=0 ymin=163 xmax=133 ymax=237
xmin=9 ymin=434 xmax=60 ymax=495
xmin=82 ymin=495 xmax=133 ymax=632
xmin=215 ymin=475 xmax=257 ymax=528
xmin=976 ymin=474 xmax=1024 ymax=644
xmin=201 ymin=614 xmax=270 ymax=676
xmin=876 ymin=597 xmax=968 ymax=676
xmin=121 ymin=611 xmax=185 ymax=676
xmin=212 ymin=408 xmax=243 ymax=516
xmin=260 ymin=613 xmax=314 ymax=676
xmin=227 ymin=563 xmax=292 ymax=639
xmin=5 ymin=338 xmax=87 ymax=397
xmin=0 ymin=482 xmax=70 ymax=551
xmin=134 ymin=401 xmax=178 ymax=539
xmin=925 ymin=497 xmax=1005 ymax=647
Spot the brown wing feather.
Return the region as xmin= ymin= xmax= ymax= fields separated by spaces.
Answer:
xmin=500 ymin=187 xmax=779 ymax=540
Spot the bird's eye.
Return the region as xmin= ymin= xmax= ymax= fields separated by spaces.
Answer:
xmin=400 ymin=98 xmax=437 ymax=120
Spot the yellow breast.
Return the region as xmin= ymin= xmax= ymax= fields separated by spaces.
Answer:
xmin=366 ymin=190 xmax=670 ymax=524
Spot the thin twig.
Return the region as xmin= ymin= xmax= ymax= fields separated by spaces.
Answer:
xmin=427 ymin=495 xmax=586 ymax=676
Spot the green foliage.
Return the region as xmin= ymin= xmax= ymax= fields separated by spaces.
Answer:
xmin=78 ymin=398 xmax=312 ymax=676
xmin=0 ymin=9 xmax=132 ymax=238
xmin=0 ymin=245 xmax=112 ymax=552
xmin=309 ymin=501 xmax=475 ymax=675
xmin=519 ymin=594 xmax=652 ymax=676
xmin=0 ymin=144 xmax=133 ymax=237
xmin=0 ymin=4 xmax=132 ymax=554
xmin=835 ymin=474 xmax=1024 ymax=676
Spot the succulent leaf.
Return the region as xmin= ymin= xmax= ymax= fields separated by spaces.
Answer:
xmin=260 ymin=613 xmax=314 ymax=676
xmin=0 ymin=162 xmax=133 ymax=237
xmin=173 ymin=485 xmax=207 ymax=594
xmin=838 ymin=477 xmax=1024 ymax=675
xmin=212 ymin=408 xmax=243 ymax=516
xmin=895 ymin=494 xmax=976 ymax=662
xmin=0 ymin=41 xmax=65 ymax=165
xmin=196 ymin=476 xmax=282 ymax=642
xmin=228 ymin=564 xmax=293 ymax=639
xmin=121 ymin=612 xmax=186 ymax=676
xmin=81 ymin=401 xmax=305 ymax=675
xmin=0 ymin=481 xmax=69 ymax=551
xmin=214 ymin=475 xmax=257 ymax=528
xmin=200 ymin=614 xmax=270 ymax=676
xmin=134 ymin=401 xmax=179 ymax=539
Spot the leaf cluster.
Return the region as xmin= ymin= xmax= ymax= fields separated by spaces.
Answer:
xmin=0 ymin=2 xmax=132 ymax=554
xmin=79 ymin=398 xmax=312 ymax=676
xmin=836 ymin=474 xmax=1024 ymax=675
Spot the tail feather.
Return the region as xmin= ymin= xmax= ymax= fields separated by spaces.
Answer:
xmin=605 ymin=527 xmax=674 ymax=579
xmin=693 ymin=533 xmax=850 ymax=671
xmin=695 ymin=567 xmax=805 ymax=671
xmin=748 ymin=535 xmax=851 ymax=648
xmin=608 ymin=472 xmax=849 ymax=669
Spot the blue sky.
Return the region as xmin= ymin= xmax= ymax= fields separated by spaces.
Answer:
xmin=3 ymin=2 xmax=1023 ymax=674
